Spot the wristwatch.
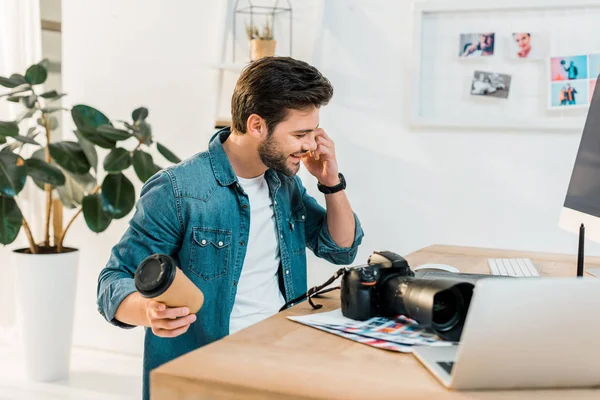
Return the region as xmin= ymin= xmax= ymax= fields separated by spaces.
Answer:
xmin=317 ymin=173 xmax=346 ymax=194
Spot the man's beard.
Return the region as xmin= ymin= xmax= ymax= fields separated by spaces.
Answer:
xmin=257 ymin=133 xmax=304 ymax=177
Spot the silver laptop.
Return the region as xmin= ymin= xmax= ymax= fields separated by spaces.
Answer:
xmin=413 ymin=277 xmax=600 ymax=390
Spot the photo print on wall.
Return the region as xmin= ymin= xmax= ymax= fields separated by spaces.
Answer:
xmin=587 ymin=54 xmax=600 ymax=102
xmin=510 ymin=32 xmax=542 ymax=60
xmin=470 ymin=70 xmax=512 ymax=99
xmin=589 ymin=53 xmax=600 ymax=80
xmin=459 ymin=33 xmax=495 ymax=57
xmin=550 ymin=55 xmax=589 ymax=108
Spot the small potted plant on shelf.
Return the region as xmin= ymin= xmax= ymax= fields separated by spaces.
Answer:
xmin=246 ymin=17 xmax=275 ymax=61
xmin=0 ymin=59 xmax=181 ymax=382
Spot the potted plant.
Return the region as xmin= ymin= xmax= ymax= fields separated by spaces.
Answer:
xmin=246 ymin=17 xmax=275 ymax=61
xmin=0 ymin=59 xmax=181 ymax=382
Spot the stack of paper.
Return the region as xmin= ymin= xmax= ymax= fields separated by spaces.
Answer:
xmin=287 ymin=309 xmax=453 ymax=353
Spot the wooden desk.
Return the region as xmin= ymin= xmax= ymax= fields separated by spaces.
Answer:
xmin=151 ymin=244 xmax=600 ymax=399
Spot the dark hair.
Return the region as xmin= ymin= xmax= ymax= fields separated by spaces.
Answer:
xmin=231 ymin=57 xmax=333 ymax=134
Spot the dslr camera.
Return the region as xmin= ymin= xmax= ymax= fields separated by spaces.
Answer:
xmin=340 ymin=251 xmax=475 ymax=342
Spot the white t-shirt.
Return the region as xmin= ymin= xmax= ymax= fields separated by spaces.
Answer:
xmin=229 ymin=173 xmax=285 ymax=334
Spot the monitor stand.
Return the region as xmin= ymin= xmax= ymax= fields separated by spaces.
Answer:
xmin=577 ymin=223 xmax=585 ymax=277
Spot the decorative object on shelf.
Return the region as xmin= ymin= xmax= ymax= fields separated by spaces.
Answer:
xmin=246 ymin=17 xmax=275 ymax=61
xmin=0 ymin=59 xmax=181 ymax=382
xmin=233 ymin=0 xmax=292 ymax=62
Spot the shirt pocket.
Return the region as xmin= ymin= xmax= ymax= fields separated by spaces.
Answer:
xmin=189 ymin=227 xmax=232 ymax=281
xmin=288 ymin=203 xmax=307 ymax=255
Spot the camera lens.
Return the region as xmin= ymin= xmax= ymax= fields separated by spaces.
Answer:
xmin=431 ymin=287 xmax=464 ymax=332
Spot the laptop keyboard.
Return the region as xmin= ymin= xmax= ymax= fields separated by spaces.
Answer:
xmin=437 ymin=361 xmax=455 ymax=375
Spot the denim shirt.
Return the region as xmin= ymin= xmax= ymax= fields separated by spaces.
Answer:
xmin=96 ymin=128 xmax=364 ymax=399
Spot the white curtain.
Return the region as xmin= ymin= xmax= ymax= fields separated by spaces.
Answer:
xmin=0 ymin=0 xmax=43 ymax=345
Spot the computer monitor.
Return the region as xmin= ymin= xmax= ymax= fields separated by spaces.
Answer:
xmin=559 ymin=75 xmax=600 ymax=243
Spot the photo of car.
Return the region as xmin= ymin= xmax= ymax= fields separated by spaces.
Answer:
xmin=470 ymin=71 xmax=511 ymax=99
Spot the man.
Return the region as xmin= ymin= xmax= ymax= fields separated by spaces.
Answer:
xmin=96 ymin=57 xmax=364 ymax=400
xmin=566 ymin=83 xmax=578 ymax=105
xmin=563 ymin=60 xmax=578 ymax=80
xmin=461 ymin=33 xmax=494 ymax=57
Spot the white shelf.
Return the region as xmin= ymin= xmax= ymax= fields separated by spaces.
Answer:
xmin=215 ymin=116 xmax=232 ymax=128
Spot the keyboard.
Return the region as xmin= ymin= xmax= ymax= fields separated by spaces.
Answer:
xmin=488 ymin=258 xmax=540 ymax=277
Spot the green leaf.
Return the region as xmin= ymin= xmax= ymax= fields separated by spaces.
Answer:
xmin=38 ymin=59 xmax=50 ymax=70
xmin=71 ymin=104 xmax=112 ymax=134
xmin=76 ymin=129 xmax=116 ymax=149
xmin=132 ymin=150 xmax=159 ymax=183
xmin=132 ymin=107 xmax=149 ymax=122
xmin=0 ymin=76 xmax=21 ymax=88
xmin=101 ymin=173 xmax=135 ymax=219
xmin=25 ymin=64 xmax=48 ymax=85
xmin=30 ymin=149 xmax=47 ymax=190
xmin=48 ymin=93 xmax=66 ymax=102
xmin=7 ymin=96 xmax=24 ymax=103
xmin=0 ymin=195 xmax=23 ymax=245
xmin=0 ymin=87 xmax=31 ymax=99
xmin=9 ymin=74 xmax=27 ymax=86
xmin=9 ymin=74 xmax=27 ymax=85
xmin=32 ymin=147 xmax=97 ymax=207
xmin=0 ymin=137 xmax=6 ymax=145
xmin=49 ymin=116 xmax=59 ymax=131
xmin=82 ymin=193 xmax=112 ymax=233
xmin=135 ymin=120 xmax=152 ymax=144
xmin=74 ymin=130 xmax=98 ymax=172
xmin=0 ymin=122 xmax=19 ymax=137
xmin=38 ymin=116 xmax=59 ymax=131
xmin=103 ymin=148 xmax=132 ymax=173
xmin=157 ymin=142 xmax=181 ymax=163
xmin=17 ymin=108 xmax=36 ymax=123
xmin=56 ymin=169 xmax=96 ymax=209
xmin=49 ymin=141 xmax=91 ymax=174
xmin=118 ymin=120 xmax=135 ymax=131
xmin=25 ymin=158 xmax=65 ymax=186
xmin=21 ymin=94 xmax=37 ymax=109
xmin=40 ymin=90 xmax=59 ymax=99
xmin=97 ymin=125 xmax=132 ymax=141
xmin=14 ymin=135 xmax=41 ymax=146
xmin=0 ymin=152 xmax=27 ymax=196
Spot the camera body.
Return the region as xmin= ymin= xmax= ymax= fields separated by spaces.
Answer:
xmin=340 ymin=251 xmax=413 ymax=321
xmin=341 ymin=251 xmax=474 ymax=342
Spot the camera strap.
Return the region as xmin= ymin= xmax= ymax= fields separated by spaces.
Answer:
xmin=278 ymin=267 xmax=346 ymax=312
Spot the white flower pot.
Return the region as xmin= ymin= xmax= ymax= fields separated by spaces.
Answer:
xmin=13 ymin=248 xmax=79 ymax=382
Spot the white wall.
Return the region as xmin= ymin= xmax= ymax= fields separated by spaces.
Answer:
xmin=61 ymin=0 xmax=600 ymax=356
xmin=304 ymin=0 xmax=600 ymax=288
xmin=62 ymin=0 xmax=323 ymax=355
xmin=62 ymin=0 xmax=224 ymax=354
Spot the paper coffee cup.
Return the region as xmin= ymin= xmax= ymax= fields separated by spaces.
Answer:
xmin=135 ymin=254 xmax=204 ymax=314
